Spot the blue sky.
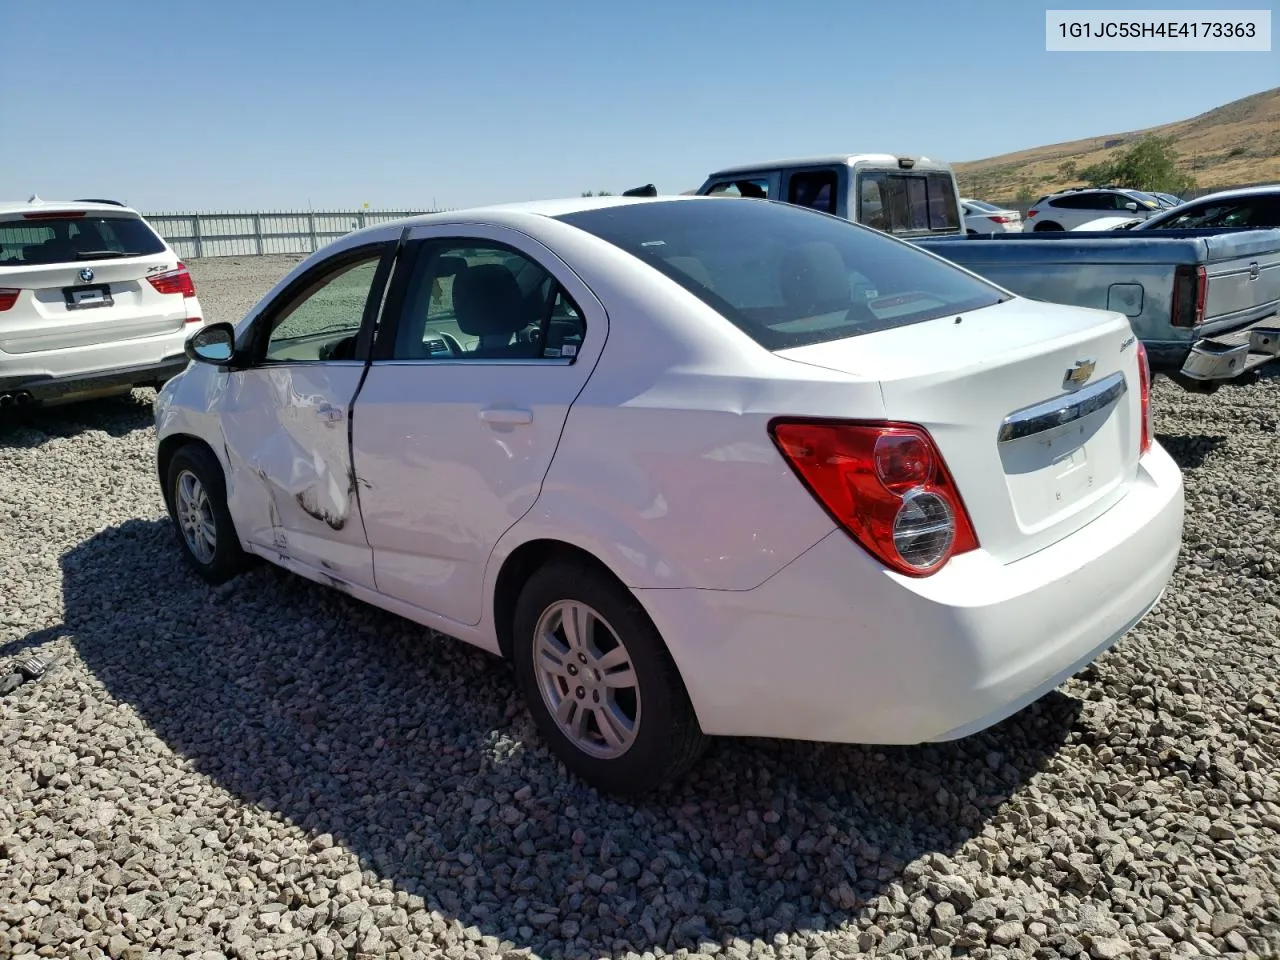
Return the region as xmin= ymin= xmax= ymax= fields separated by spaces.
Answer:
xmin=3 ymin=0 xmax=1275 ymax=211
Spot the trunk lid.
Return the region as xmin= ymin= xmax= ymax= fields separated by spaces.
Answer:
xmin=776 ymin=297 xmax=1145 ymax=564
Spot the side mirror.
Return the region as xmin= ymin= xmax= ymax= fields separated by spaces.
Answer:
xmin=1124 ymin=202 xmax=1139 ymax=211
xmin=185 ymin=321 xmax=237 ymax=366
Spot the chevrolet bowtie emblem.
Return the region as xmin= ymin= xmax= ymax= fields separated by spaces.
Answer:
xmin=1064 ymin=358 xmax=1096 ymax=389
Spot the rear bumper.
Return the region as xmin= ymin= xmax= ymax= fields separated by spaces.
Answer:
xmin=0 ymin=352 xmax=190 ymax=402
xmin=1149 ymin=313 xmax=1280 ymax=381
xmin=637 ymin=441 xmax=1185 ymax=745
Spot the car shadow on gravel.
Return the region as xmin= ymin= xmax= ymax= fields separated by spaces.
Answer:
xmin=46 ymin=517 xmax=1083 ymax=958
xmin=0 ymin=390 xmax=156 ymax=448
xmin=1155 ymin=431 xmax=1226 ymax=470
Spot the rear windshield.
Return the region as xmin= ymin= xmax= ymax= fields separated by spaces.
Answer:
xmin=0 ymin=214 xmax=165 ymax=265
xmin=555 ymin=199 xmax=1005 ymax=351
xmin=857 ymin=171 xmax=961 ymax=235
xmin=966 ymin=199 xmax=1001 ymax=212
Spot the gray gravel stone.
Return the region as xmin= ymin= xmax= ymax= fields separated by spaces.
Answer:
xmin=2 ymin=258 xmax=1279 ymax=960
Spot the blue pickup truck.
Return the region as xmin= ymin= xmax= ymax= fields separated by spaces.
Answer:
xmin=911 ymin=228 xmax=1280 ymax=392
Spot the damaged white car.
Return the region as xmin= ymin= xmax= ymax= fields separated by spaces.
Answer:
xmin=154 ymin=195 xmax=1184 ymax=795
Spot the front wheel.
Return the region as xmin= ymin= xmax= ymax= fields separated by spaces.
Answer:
xmin=166 ymin=444 xmax=253 ymax=585
xmin=1033 ymin=220 xmax=1063 ymax=232
xmin=512 ymin=560 xmax=709 ymax=795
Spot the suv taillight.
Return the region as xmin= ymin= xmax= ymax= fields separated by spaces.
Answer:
xmin=0 ymin=288 xmax=18 ymax=312
xmin=1136 ymin=341 xmax=1154 ymax=455
xmin=770 ymin=420 xmax=979 ymax=576
xmin=1171 ymin=264 xmax=1206 ymax=327
xmin=148 ymin=262 xmax=196 ymax=298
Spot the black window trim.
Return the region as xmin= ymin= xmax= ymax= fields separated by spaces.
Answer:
xmin=240 ymin=238 xmax=399 ymax=369
xmin=369 ymin=235 xmax=588 ymax=366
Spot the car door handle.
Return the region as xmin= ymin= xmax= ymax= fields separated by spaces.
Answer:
xmin=316 ymin=403 xmax=344 ymax=422
xmin=479 ymin=407 xmax=533 ymax=425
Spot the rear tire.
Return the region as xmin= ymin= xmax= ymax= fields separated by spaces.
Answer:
xmin=166 ymin=444 xmax=253 ymax=585
xmin=512 ymin=560 xmax=709 ymax=796
xmin=1033 ymin=220 xmax=1063 ymax=232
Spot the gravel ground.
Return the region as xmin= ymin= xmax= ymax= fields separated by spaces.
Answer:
xmin=1 ymin=254 xmax=1278 ymax=960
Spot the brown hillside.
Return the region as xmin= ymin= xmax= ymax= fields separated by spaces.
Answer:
xmin=954 ymin=87 xmax=1280 ymax=204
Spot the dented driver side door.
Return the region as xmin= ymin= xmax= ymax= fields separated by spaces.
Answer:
xmin=217 ymin=238 xmax=397 ymax=590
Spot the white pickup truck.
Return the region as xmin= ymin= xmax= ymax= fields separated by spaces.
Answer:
xmin=692 ymin=153 xmax=966 ymax=239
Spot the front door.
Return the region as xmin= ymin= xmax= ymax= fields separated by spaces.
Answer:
xmin=352 ymin=225 xmax=606 ymax=627
xmin=218 ymin=237 xmax=397 ymax=589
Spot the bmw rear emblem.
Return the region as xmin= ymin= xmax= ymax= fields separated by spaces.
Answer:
xmin=79 ymin=268 xmax=94 ymax=283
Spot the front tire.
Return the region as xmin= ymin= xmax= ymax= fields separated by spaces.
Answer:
xmin=512 ymin=560 xmax=709 ymax=796
xmin=166 ymin=444 xmax=252 ymax=585
xmin=1033 ymin=220 xmax=1063 ymax=232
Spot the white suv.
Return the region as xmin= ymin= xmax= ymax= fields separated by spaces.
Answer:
xmin=0 ymin=198 xmax=204 ymax=409
xmin=1023 ymin=187 xmax=1162 ymax=232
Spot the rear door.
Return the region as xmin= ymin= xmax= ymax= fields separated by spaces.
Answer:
xmin=352 ymin=223 xmax=607 ymax=627
xmin=0 ymin=211 xmax=192 ymax=356
xmin=216 ymin=233 xmax=400 ymax=588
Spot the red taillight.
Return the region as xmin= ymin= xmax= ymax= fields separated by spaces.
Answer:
xmin=1136 ymin=342 xmax=1154 ymax=455
xmin=991 ymin=215 xmax=1015 ymax=223
xmin=184 ymin=316 xmax=203 ymax=324
xmin=1171 ymin=264 xmax=1206 ymax=328
xmin=770 ymin=420 xmax=979 ymax=577
xmin=148 ymin=262 xmax=196 ymax=298
xmin=1026 ymin=209 xmax=1038 ymax=218
xmin=0 ymin=288 xmax=19 ymax=311
xmin=23 ymin=210 xmax=85 ymax=220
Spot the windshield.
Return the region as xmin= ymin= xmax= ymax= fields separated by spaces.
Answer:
xmin=555 ymin=199 xmax=1005 ymax=351
xmin=965 ymin=200 xmax=1002 ymax=212
xmin=0 ymin=213 xmax=165 ymax=265
xmin=1124 ymin=191 xmax=1162 ymax=210
xmin=1138 ymin=194 xmax=1280 ymax=230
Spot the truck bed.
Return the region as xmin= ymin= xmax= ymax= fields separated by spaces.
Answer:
xmin=912 ymin=228 xmax=1280 ymax=386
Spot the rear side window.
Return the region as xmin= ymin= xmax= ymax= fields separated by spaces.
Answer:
xmin=0 ymin=214 xmax=166 ymax=265
xmin=857 ymin=171 xmax=959 ymax=235
xmin=787 ymin=171 xmax=839 ymax=214
xmin=556 ymin=199 xmax=1005 ymax=351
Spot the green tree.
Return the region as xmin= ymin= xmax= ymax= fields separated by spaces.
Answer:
xmin=1057 ymin=160 xmax=1078 ymax=180
xmin=1079 ymin=135 xmax=1196 ymax=194
xmin=1013 ymin=185 xmax=1036 ymax=205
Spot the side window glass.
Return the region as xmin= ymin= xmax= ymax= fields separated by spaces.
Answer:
xmin=264 ymin=252 xmax=383 ymax=363
xmin=787 ymin=171 xmax=838 ymax=214
xmin=394 ymin=242 xmax=586 ymax=361
xmin=707 ymin=178 xmax=770 ymax=199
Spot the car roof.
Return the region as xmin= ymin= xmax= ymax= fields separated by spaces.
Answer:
xmin=1174 ymin=183 xmax=1280 ymax=204
xmin=0 ymin=197 xmax=140 ymax=217
xmin=705 ymin=154 xmax=952 ymax=177
xmin=360 ymin=193 xmax=701 ymax=231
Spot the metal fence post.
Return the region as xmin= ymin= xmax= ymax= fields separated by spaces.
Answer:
xmin=308 ymin=212 xmax=318 ymax=252
xmin=192 ymin=215 xmax=204 ymax=260
xmin=253 ymin=213 xmax=263 ymax=255
xmin=358 ymin=211 xmax=367 ymax=230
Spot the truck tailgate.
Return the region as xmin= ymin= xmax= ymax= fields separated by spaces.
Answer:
xmin=1198 ymin=230 xmax=1280 ymax=333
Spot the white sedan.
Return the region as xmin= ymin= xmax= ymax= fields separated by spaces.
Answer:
xmin=155 ymin=195 xmax=1185 ymax=795
xmin=960 ymin=198 xmax=1022 ymax=234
